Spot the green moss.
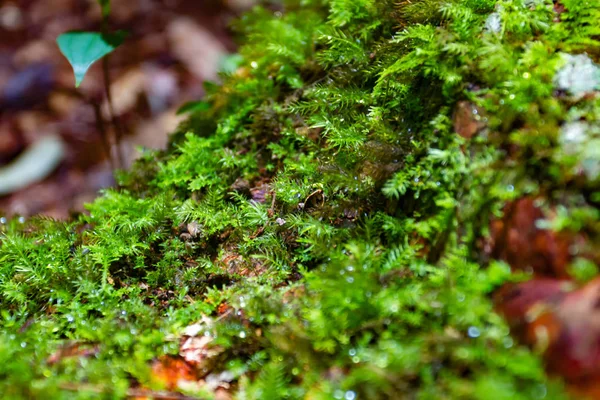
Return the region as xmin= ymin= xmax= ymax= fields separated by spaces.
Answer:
xmin=2 ymin=0 xmax=600 ymax=398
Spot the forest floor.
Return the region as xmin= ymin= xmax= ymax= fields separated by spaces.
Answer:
xmin=0 ymin=0 xmax=242 ymax=218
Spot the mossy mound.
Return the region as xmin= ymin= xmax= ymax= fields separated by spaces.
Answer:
xmin=2 ymin=0 xmax=600 ymax=398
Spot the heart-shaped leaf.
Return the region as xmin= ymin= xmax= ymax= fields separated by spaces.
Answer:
xmin=57 ymin=31 xmax=125 ymax=87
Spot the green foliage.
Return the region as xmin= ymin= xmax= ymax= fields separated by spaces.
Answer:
xmin=57 ymin=31 xmax=125 ymax=87
xmin=4 ymin=0 xmax=600 ymax=398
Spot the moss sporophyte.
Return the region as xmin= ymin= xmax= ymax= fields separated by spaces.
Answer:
xmin=2 ymin=0 xmax=600 ymax=398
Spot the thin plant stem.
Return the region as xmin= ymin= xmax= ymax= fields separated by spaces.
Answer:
xmin=102 ymin=55 xmax=125 ymax=170
xmin=92 ymin=101 xmax=116 ymax=172
xmin=100 ymin=10 xmax=126 ymax=170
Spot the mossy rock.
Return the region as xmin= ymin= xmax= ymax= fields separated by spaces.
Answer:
xmin=1 ymin=0 xmax=600 ymax=398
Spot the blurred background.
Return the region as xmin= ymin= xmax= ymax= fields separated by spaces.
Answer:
xmin=0 ymin=0 xmax=255 ymax=218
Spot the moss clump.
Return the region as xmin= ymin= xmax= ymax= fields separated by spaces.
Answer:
xmin=2 ymin=0 xmax=600 ymax=398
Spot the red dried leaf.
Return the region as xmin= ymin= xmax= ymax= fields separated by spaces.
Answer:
xmin=494 ymin=279 xmax=573 ymax=327
xmin=150 ymin=356 xmax=197 ymax=391
xmin=490 ymin=197 xmax=577 ymax=278
xmin=453 ymin=101 xmax=485 ymax=139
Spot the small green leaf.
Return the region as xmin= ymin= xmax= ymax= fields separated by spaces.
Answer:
xmin=57 ymin=31 xmax=125 ymax=87
xmin=176 ymin=101 xmax=211 ymax=115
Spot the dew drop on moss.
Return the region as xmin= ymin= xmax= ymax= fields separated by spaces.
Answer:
xmin=534 ymin=384 xmax=547 ymax=399
xmin=467 ymin=326 xmax=481 ymax=338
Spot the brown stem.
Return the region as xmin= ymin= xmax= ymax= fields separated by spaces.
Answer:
xmin=92 ymin=101 xmax=116 ymax=172
xmin=102 ymin=55 xmax=125 ymax=169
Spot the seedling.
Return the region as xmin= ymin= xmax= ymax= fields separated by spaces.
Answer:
xmin=56 ymin=0 xmax=126 ymax=169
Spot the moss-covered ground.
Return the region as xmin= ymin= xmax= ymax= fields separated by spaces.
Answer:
xmin=2 ymin=0 xmax=600 ymax=398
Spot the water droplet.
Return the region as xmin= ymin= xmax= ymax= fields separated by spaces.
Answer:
xmin=250 ymin=61 xmax=258 ymax=69
xmin=346 ymin=266 xmax=354 ymax=272
xmin=20 ymin=342 xmax=26 ymax=348
xmin=66 ymin=315 xmax=75 ymax=323
xmin=347 ymin=277 xmax=354 ymax=283
xmin=18 ymin=216 xmax=25 ymax=223
xmin=334 ymin=390 xmax=344 ymax=400
xmin=468 ymin=326 xmax=481 ymax=338
xmin=349 ymin=348 xmax=356 ymax=356
xmin=239 ymin=331 xmax=246 ymax=339
xmin=0 ymin=217 xmax=6 ymax=224
xmin=507 ymin=184 xmax=514 ymax=192
xmin=345 ymin=391 xmax=357 ymax=400
xmin=503 ymin=336 xmax=513 ymax=348
xmin=533 ymin=384 xmax=547 ymax=399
